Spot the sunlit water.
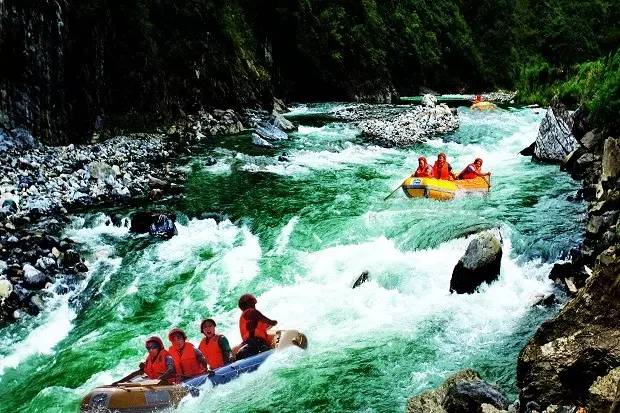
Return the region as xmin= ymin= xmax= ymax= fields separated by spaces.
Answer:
xmin=0 ymin=102 xmax=585 ymax=413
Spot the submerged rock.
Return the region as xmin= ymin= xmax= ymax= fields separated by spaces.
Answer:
xmin=352 ymin=270 xmax=369 ymax=288
xmin=443 ymin=379 xmax=510 ymax=413
xmin=533 ymin=105 xmax=579 ymax=162
xmin=130 ymin=211 xmax=177 ymax=239
xmin=407 ymin=369 xmax=508 ymax=413
xmin=255 ymin=122 xmax=288 ymax=141
xmin=251 ymin=133 xmax=274 ymax=148
xmin=450 ymin=231 xmax=503 ymax=294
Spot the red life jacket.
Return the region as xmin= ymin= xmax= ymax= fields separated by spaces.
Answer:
xmin=239 ymin=308 xmax=271 ymax=345
xmin=198 ymin=335 xmax=225 ymax=370
xmin=459 ymin=163 xmax=480 ymax=180
xmin=144 ymin=349 xmax=172 ymax=379
xmin=432 ymin=162 xmax=452 ymax=180
xmin=168 ymin=342 xmax=205 ymax=378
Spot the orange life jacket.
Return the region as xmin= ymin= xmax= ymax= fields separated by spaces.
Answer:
xmin=144 ymin=349 xmax=171 ymax=379
xmin=432 ymin=162 xmax=452 ymax=180
xmin=239 ymin=309 xmax=271 ymax=345
xmin=414 ymin=165 xmax=431 ymax=178
xmin=459 ymin=163 xmax=480 ymax=180
xmin=198 ymin=335 xmax=225 ymax=370
xmin=168 ymin=342 xmax=205 ymax=378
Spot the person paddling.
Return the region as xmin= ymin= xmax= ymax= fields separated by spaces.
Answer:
xmin=233 ymin=294 xmax=278 ymax=360
xmin=198 ymin=319 xmax=232 ymax=370
xmin=167 ymin=328 xmax=210 ymax=381
xmin=432 ymin=153 xmax=456 ymax=180
xmin=412 ymin=156 xmax=432 ymax=178
xmin=139 ymin=336 xmax=176 ymax=383
xmin=458 ymin=158 xmax=491 ymax=180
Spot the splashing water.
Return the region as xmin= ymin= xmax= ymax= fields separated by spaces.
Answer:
xmin=0 ymin=103 xmax=584 ymax=412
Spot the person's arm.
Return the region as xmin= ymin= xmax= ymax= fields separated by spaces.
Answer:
xmin=219 ymin=336 xmax=233 ymax=365
xmin=254 ymin=309 xmax=277 ymax=326
xmin=158 ymin=355 xmax=176 ymax=382
xmin=194 ymin=347 xmax=210 ymax=370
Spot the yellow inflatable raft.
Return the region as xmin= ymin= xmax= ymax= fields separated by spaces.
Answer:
xmin=471 ymin=101 xmax=497 ymax=111
xmin=402 ymin=176 xmax=490 ymax=200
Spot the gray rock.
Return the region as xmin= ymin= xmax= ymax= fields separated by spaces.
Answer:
xmin=443 ymin=379 xmax=509 ymax=413
xmin=602 ymin=138 xmax=620 ymax=183
xmin=251 ymin=133 xmax=274 ymax=148
xmin=22 ymin=264 xmax=46 ymax=289
xmin=450 ymin=231 xmax=503 ymax=294
xmin=407 ymin=369 xmax=481 ymax=413
xmin=255 ymin=122 xmax=288 ymax=141
xmin=580 ymin=130 xmax=604 ymax=150
xmin=422 ymin=94 xmax=438 ymax=107
xmin=0 ymin=279 xmax=13 ymax=301
xmin=87 ymin=161 xmax=116 ymax=181
xmin=533 ymin=106 xmax=579 ymax=162
xmin=272 ymin=112 xmax=297 ymax=132
xmin=588 ymin=367 xmax=620 ymax=413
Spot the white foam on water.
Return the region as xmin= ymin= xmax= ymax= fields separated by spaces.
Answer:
xmin=268 ymin=216 xmax=300 ymax=256
xmin=0 ymin=299 xmax=75 ymax=377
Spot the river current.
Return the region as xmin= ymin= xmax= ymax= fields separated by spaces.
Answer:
xmin=0 ymin=102 xmax=585 ymax=412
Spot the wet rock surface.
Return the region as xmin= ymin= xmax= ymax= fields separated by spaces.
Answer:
xmin=407 ymin=369 xmax=509 ymax=413
xmin=517 ymin=111 xmax=620 ymax=411
xmin=450 ymin=231 xmax=503 ymax=294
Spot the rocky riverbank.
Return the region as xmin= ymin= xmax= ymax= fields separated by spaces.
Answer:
xmin=0 ymin=107 xmax=266 ymax=325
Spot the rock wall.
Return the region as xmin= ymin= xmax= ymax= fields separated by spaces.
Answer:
xmin=517 ymin=116 xmax=620 ymax=411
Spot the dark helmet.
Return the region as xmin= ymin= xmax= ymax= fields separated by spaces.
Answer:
xmin=145 ymin=336 xmax=164 ymax=349
xmin=238 ymin=293 xmax=257 ymax=310
xmin=200 ymin=318 xmax=217 ymax=333
xmin=168 ymin=327 xmax=187 ymax=341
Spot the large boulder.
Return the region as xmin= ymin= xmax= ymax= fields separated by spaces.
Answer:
xmin=130 ymin=211 xmax=177 ymax=239
xmin=251 ymin=133 xmax=274 ymax=148
xmin=450 ymin=232 xmax=503 ymax=294
xmin=533 ymin=106 xmax=580 ymax=162
xmin=517 ymin=246 xmax=620 ymax=411
xmin=272 ymin=112 xmax=297 ymax=132
xmin=588 ymin=367 xmax=620 ymax=413
xmin=443 ymin=379 xmax=510 ymax=413
xmin=407 ymin=369 xmax=508 ymax=413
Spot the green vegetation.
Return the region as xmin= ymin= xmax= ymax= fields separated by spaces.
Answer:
xmin=516 ymin=50 xmax=620 ymax=130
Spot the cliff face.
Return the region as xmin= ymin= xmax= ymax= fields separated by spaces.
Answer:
xmin=0 ymin=0 xmax=273 ymax=144
xmin=517 ymin=124 xmax=620 ymax=411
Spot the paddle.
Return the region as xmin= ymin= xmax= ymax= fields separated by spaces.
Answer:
xmin=112 ymin=369 xmax=143 ymax=386
xmin=482 ymin=174 xmax=491 ymax=191
xmin=384 ymin=177 xmax=408 ymax=201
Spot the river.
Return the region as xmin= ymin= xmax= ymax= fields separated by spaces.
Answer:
xmin=0 ymin=101 xmax=585 ymax=412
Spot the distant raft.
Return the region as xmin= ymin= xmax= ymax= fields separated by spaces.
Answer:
xmin=402 ymin=176 xmax=490 ymax=201
xmin=80 ymin=330 xmax=308 ymax=413
xmin=471 ymin=101 xmax=497 ymax=111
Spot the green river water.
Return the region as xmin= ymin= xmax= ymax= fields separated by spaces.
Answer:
xmin=0 ymin=101 xmax=585 ymax=412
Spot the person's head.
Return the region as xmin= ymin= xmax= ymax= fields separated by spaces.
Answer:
xmin=168 ymin=328 xmax=187 ymax=349
xmin=200 ymin=319 xmax=217 ymax=338
xmin=437 ymin=153 xmax=446 ymax=164
xmin=474 ymin=158 xmax=483 ymax=168
xmin=238 ymin=293 xmax=257 ymax=310
xmin=418 ymin=156 xmax=427 ymax=167
xmin=145 ymin=336 xmax=164 ymax=355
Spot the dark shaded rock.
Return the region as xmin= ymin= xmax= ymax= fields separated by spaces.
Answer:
xmin=352 ymin=271 xmax=370 ymax=288
xmin=273 ymin=97 xmax=290 ymax=114
xmin=62 ymin=249 xmax=81 ymax=267
xmin=580 ymin=130 xmax=604 ymax=151
xmin=204 ymin=156 xmax=217 ymax=166
xmin=149 ymin=214 xmax=178 ymax=240
xmin=407 ymin=369 xmax=481 ymax=413
xmin=74 ymin=262 xmax=89 ymax=273
xmin=517 ymin=246 xmax=620 ymax=411
xmin=602 ymin=138 xmax=620 ymax=183
xmin=531 ymin=293 xmax=557 ymax=307
xmin=278 ymin=153 xmax=290 ymax=162
xmin=450 ymin=232 xmax=502 ymax=294
xmin=520 ymin=142 xmax=535 ymax=156
xmin=533 ymin=105 xmax=579 ymax=163
xmin=443 ymin=379 xmax=509 ymax=413
xmin=1 ymin=199 xmax=18 ymax=214
xmin=199 ymin=212 xmax=227 ymax=223
xmin=130 ymin=211 xmax=161 ymax=233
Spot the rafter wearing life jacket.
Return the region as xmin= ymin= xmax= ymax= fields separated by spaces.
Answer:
xmin=432 ymin=153 xmax=454 ymax=180
xmin=198 ymin=319 xmax=232 ymax=370
xmin=167 ymin=328 xmax=208 ymax=379
xmin=413 ymin=156 xmax=432 ymax=178
xmin=143 ymin=336 xmax=175 ymax=381
xmin=458 ymin=158 xmax=487 ymax=180
xmin=238 ymin=294 xmax=277 ymax=347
